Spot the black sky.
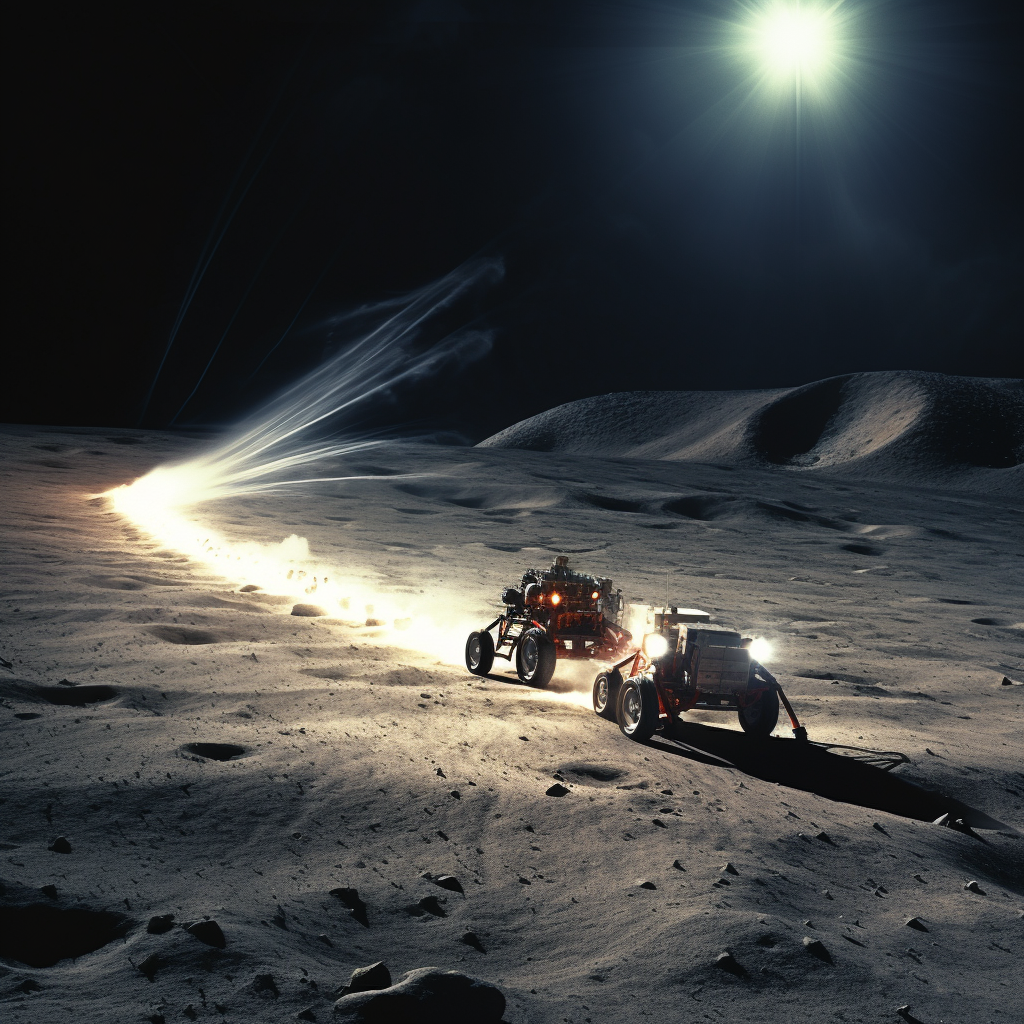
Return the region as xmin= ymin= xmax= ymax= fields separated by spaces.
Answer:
xmin=7 ymin=1 xmax=1022 ymax=440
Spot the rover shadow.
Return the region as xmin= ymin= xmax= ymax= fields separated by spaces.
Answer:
xmin=648 ymin=722 xmax=1012 ymax=832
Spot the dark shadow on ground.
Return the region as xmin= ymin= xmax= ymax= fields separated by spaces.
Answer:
xmin=648 ymin=722 xmax=1013 ymax=833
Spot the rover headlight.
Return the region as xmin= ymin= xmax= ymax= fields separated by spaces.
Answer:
xmin=642 ymin=633 xmax=670 ymax=659
xmin=591 ymin=591 xmax=600 ymax=600
xmin=550 ymin=592 xmax=561 ymax=606
xmin=748 ymin=637 xmax=772 ymax=662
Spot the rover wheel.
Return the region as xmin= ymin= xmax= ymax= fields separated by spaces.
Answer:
xmin=465 ymin=631 xmax=495 ymax=675
xmin=593 ymin=669 xmax=622 ymax=720
xmin=738 ymin=687 xmax=779 ymax=737
xmin=617 ymin=673 xmax=659 ymax=742
xmin=516 ymin=628 xmax=556 ymax=688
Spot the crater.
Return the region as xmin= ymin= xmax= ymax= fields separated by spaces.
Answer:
xmin=558 ymin=763 xmax=625 ymax=783
xmin=663 ymin=495 xmax=738 ymax=521
xmin=842 ymin=543 xmax=883 ymax=556
xmin=148 ymin=626 xmax=221 ymax=645
xmin=970 ymin=617 xmax=999 ymax=626
xmin=35 ymin=685 xmax=118 ymax=707
xmin=181 ymin=742 xmax=248 ymax=762
xmin=0 ymin=903 xmax=130 ymax=968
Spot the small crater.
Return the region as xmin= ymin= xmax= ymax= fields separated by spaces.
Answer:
xmin=580 ymin=493 xmax=646 ymax=513
xmin=937 ymin=598 xmax=973 ymax=605
xmin=148 ymin=626 xmax=220 ymax=645
xmin=35 ymin=685 xmax=118 ymax=707
xmin=970 ymin=617 xmax=999 ymax=626
xmin=663 ymin=495 xmax=738 ymax=521
xmin=559 ymin=763 xmax=624 ymax=783
xmin=14 ymin=712 xmax=42 ymax=720
xmin=0 ymin=904 xmax=130 ymax=968
xmin=182 ymin=743 xmax=247 ymax=762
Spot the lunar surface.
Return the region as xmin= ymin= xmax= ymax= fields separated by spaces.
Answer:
xmin=2 ymin=372 xmax=1022 ymax=1023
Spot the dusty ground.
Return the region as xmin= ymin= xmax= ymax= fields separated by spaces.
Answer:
xmin=1 ymin=422 xmax=1022 ymax=1024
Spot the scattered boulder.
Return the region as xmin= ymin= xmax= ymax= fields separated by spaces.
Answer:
xmin=721 ymin=863 xmax=739 ymax=875
xmin=802 ymin=937 xmax=832 ymax=963
xmin=186 ymin=919 xmax=226 ymax=948
xmin=48 ymin=837 xmax=72 ymax=855
xmin=147 ymin=914 xmax=174 ymax=934
xmin=330 ymin=888 xmax=369 ymax=928
xmin=292 ymin=604 xmax=327 ymax=617
xmin=637 ymin=880 xmax=657 ymax=890
xmin=137 ymin=953 xmax=160 ymax=981
xmin=714 ymin=951 xmax=745 ymax=977
xmin=460 ymin=931 xmax=485 ymax=953
xmin=332 ymin=967 xmax=505 ymax=1023
xmin=545 ymin=783 xmax=569 ymax=797
xmin=964 ymin=880 xmax=986 ymax=894
xmin=434 ymin=875 xmax=464 ymax=894
xmin=336 ymin=961 xmax=391 ymax=997
xmin=904 ymin=917 xmax=928 ymax=932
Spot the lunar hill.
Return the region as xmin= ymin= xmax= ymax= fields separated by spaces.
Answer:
xmin=1 ymin=389 xmax=1022 ymax=1023
xmin=480 ymin=371 xmax=1023 ymax=494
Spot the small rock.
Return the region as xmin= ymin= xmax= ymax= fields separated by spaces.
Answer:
xmin=904 ymin=917 xmax=928 ymax=932
xmin=545 ymin=783 xmax=569 ymax=797
xmin=239 ymin=584 xmax=261 ymax=592
xmin=450 ymin=790 xmax=461 ymax=799
xmin=365 ymin=618 xmax=384 ymax=627
xmin=1002 ymin=676 xmax=1022 ymax=686
xmin=815 ymin=831 xmax=833 ymax=844
xmin=138 ymin=953 xmax=160 ymax=981
xmin=272 ymin=905 xmax=288 ymax=929
xmin=414 ymin=895 xmax=446 ymax=917
xmin=332 ymin=968 xmax=505 ymax=1023
xmin=802 ymin=920 xmax=814 ymax=928
xmin=518 ymin=876 xmax=531 ymax=885
xmin=672 ymin=859 xmax=686 ymax=871
xmin=330 ymin=887 xmax=369 ymax=927
xmin=16 ymin=978 xmax=42 ymax=993
xmin=652 ymin=819 xmax=668 ymax=828
xmin=715 ymin=951 xmax=744 ymax=976
xmin=252 ymin=974 xmax=279 ymax=998
xmin=40 ymin=884 xmax=58 ymax=899
xmin=186 ymin=919 xmax=226 ymax=948
xmin=48 ymin=836 xmax=72 ymax=854
xmin=822 ymin=890 xmax=833 ymax=900
xmin=460 ymin=930 xmax=486 ymax=952
xmin=338 ymin=961 xmax=391 ymax=996
xmin=872 ymin=822 xmax=889 ymax=835
xmin=964 ymin=880 xmax=986 ymax=894
xmin=291 ymin=604 xmax=327 ymax=617
xmin=637 ymin=880 xmax=657 ymax=890
xmin=296 ymin=1010 xmax=316 ymax=1022
xmin=722 ymin=863 xmax=739 ymax=875
xmin=183 ymin=1007 xmax=198 ymax=1021
xmin=316 ymin=933 xmax=333 ymax=946
xmin=802 ymin=937 xmax=832 ymax=963
xmin=434 ymin=875 xmax=464 ymax=894
xmin=434 ymin=767 xmax=446 ymax=777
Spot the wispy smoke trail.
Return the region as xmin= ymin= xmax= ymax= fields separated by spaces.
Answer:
xmin=132 ymin=256 xmax=503 ymax=507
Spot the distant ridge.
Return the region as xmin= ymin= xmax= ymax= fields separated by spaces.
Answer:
xmin=478 ymin=372 xmax=1023 ymax=492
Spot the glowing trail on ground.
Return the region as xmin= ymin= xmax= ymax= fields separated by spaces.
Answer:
xmin=105 ymin=259 xmax=503 ymax=664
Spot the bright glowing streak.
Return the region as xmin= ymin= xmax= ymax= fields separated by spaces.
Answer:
xmin=643 ymin=633 xmax=670 ymax=659
xmin=102 ymin=259 xmax=504 ymax=665
xmin=748 ymin=637 xmax=773 ymax=663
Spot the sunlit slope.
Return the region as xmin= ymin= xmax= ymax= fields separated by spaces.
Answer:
xmin=479 ymin=372 xmax=1023 ymax=491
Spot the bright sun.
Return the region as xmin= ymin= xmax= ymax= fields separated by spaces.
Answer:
xmin=742 ymin=2 xmax=844 ymax=94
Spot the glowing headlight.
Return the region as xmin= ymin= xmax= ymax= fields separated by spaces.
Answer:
xmin=642 ymin=633 xmax=670 ymax=659
xmin=550 ymin=592 xmax=561 ymax=606
xmin=591 ymin=591 xmax=600 ymax=600
xmin=748 ymin=638 xmax=773 ymax=663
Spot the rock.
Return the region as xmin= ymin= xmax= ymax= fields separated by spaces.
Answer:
xmin=365 ymin=618 xmax=384 ymax=627
xmin=239 ymin=584 xmax=261 ymax=592
xmin=545 ymin=783 xmax=569 ymax=797
xmin=434 ymin=875 xmax=464 ymax=894
xmin=337 ymin=961 xmax=392 ymax=997
xmin=48 ymin=836 xmax=72 ymax=854
xmin=721 ymin=863 xmax=739 ymax=875
xmin=253 ymin=974 xmax=279 ymax=998
xmin=147 ymin=913 xmax=174 ymax=934
xmin=293 ymin=603 xmax=327 ymax=617
xmin=637 ymin=880 xmax=657 ymax=890
xmin=671 ymin=859 xmax=686 ymax=871
xmin=904 ymin=917 xmax=928 ymax=932
xmin=297 ymin=1010 xmax=317 ymax=1022
xmin=332 ymin=967 xmax=505 ymax=1023
xmin=330 ymin=887 xmax=369 ymax=927
xmin=964 ymin=880 xmax=986 ymax=894
xmin=714 ymin=951 xmax=744 ymax=976
xmin=802 ymin=937 xmax=832 ymax=963
xmin=815 ymin=831 xmax=833 ymax=844
xmin=518 ymin=877 xmax=531 ymax=885
xmin=272 ymin=905 xmax=288 ymax=929
xmin=137 ymin=953 xmax=160 ymax=981
xmin=40 ymin=884 xmax=58 ymax=899
xmin=415 ymin=895 xmax=446 ymax=917
xmin=652 ymin=819 xmax=668 ymax=828
xmin=449 ymin=790 xmax=461 ymax=800
xmin=16 ymin=978 xmax=42 ymax=992
xmin=460 ymin=931 xmax=485 ymax=953
xmin=317 ymin=933 xmax=333 ymax=946
xmin=186 ymin=919 xmax=226 ymax=948
xmin=183 ymin=1007 xmax=198 ymax=1021
xmin=872 ymin=822 xmax=889 ymax=835
xmin=1002 ymin=676 xmax=1022 ymax=686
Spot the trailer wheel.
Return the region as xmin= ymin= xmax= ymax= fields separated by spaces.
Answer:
xmin=516 ymin=628 xmax=556 ymax=688
xmin=617 ymin=673 xmax=659 ymax=741
xmin=738 ymin=687 xmax=779 ymax=737
xmin=592 ymin=669 xmax=622 ymax=720
xmin=465 ymin=631 xmax=495 ymax=675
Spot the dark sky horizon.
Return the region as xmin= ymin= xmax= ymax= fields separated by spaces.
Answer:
xmin=7 ymin=1 xmax=1022 ymax=441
